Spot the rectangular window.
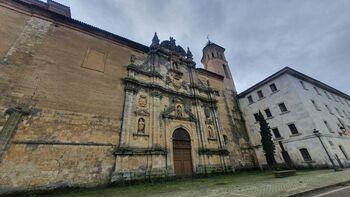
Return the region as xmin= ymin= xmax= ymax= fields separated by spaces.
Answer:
xmin=264 ymin=108 xmax=272 ymax=118
xmin=278 ymin=102 xmax=288 ymax=113
xmin=247 ymin=95 xmax=253 ymax=104
xmin=222 ymin=64 xmax=230 ymax=79
xmin=339 ymin=145 xmax=349 ymax=160
xmin=300 ymin=148 xmax=312 ymax=161
xmin=332 ymin=94 xmax=339 ymax=102
xmin=335 ymin=108 xmax=343 ymax=117
xmin=269 ymin=83 xmax=278 ymax=92
xmin=272 ymin=128 xmax=282 ymax=138
xmin=288 ymin=123 xmax=299 ymax=135
xmin=254 ymin=113 xmax=260 ymax=122
xmin=257 ymin=90 xmax=264 ymax=99
xmin=329 ymin=140 xmax=334 ymax=146
xmin=324 ymin=120 xmax=333 ymax=133
xmin=313 ymin=87 xmax=321 ymax=96
xmin=346 ymin=100 xmax=350 ymax=107
xmin=311 ymin=100 xmax=321 ymax=111
xmin=324 ymin=91 xmax=331 ymax=99
xmin=325 ymin=104 xmax=333 ymax=114
xmin=300 ymin=81 xmax=308 ymax=90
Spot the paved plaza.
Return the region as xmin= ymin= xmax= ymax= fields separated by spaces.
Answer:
xmin=48 ymin=169 xmax=350 ymax=197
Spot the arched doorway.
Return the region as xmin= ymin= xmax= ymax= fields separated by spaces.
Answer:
xmin=172 ymin=128 xmax=193 ymax=177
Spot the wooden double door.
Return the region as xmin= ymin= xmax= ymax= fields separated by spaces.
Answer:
xmin=172 ymin=129 xmax=193 ymax=177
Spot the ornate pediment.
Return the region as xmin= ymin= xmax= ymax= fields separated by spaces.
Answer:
xmin=162 ymin=98 xmax=195 ymax=121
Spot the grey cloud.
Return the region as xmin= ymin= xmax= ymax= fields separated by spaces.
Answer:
xmin=55 ymin=0 xmax=350 ymax=94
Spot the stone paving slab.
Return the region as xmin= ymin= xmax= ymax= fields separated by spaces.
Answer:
xmin=150 ymin=169 xmax=350 ymax=197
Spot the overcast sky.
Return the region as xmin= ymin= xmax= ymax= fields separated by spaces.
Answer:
xmin=53 ymin=0 xmax=350 ymax=94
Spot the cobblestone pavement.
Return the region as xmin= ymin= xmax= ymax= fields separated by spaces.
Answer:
xmin=51 ymin=169 xmax=350 ymax=197
xmin=151 ymin=169 xmax=350 ymax=197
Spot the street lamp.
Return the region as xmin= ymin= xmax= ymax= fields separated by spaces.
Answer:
xmin=313 ymin=129 xmax=337 ymax=171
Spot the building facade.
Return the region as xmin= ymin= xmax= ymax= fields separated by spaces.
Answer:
xmin=0 ymin=0 xmax=255 ymax=193
xmin=238 ymin=67 xmax=350 ymax=169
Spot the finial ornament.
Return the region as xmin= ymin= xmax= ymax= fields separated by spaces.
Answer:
xmin=151 ymin=32 xmax=159 ymax=48
xmin=206 ymin=34 xmax=212 ymax=45
xmin=186 ymin=47 xmax=193 ymax=60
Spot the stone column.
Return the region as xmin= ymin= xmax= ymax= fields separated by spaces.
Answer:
xmin=119 ymin=83 xmax=137 ymax=147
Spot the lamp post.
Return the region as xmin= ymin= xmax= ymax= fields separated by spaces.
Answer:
xmin=313 ymin=129 xmax=337 ymax=171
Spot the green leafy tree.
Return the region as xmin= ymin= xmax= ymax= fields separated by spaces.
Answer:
xmin=258 ymin=110 xmax=276 ymax=168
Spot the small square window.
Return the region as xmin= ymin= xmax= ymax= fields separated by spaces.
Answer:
xmin=324 ymin=120 xmax=333 ymax=133
xmin=300 ymin=148 xmax=312 ymax=161
xmin=329 ymin=141 xmax=334 ymax=146
xmin=257 ymin=90 xmax=264 ymax=99
xmin=335 ymin=108 xmax=344 ymax=117
xmin=313 ymin=87 xmax=321 ymax=96
xmin=288 ymin=123 xmax=299 ymax=135
xmin=325 ymin=104 xmax=333 ymax=114
xmin=264 ymin=108 xmax=272 ymax=118
xmin=300 ymin=81 xmax=308 ymax=90
xmin=278 ymin=102 xmax=288 ymax=113
xmin=254 ymin=113 xmax=260 ymax=122
xmin=272 ymin=128 xmax=281 ymax=138
xmin=311 ymin=100 xmax=321 ymax=111
xmin=269 ymin=83 xmax=278 ymax=92
xmin=247 ymin=96 xmax=253 ymax=104
xmin=324 ymin=91 xmax=331 ymax=99
xmin=332 ymin=94 xmax=339 ymax=102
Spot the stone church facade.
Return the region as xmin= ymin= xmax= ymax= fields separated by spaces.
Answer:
xmin=0 ymin=0 xmax=256 ymax=193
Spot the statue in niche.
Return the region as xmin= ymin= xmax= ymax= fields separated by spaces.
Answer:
xmin=137 ymin=118 xmax=145 ymax=133
xmin=176 ymin=105 xmax=183 ymax=117
xmin=204 ymin=107 xmax=210 ymax=118
xmin=208 ymin=126 xmax=214 ymax=138
xmin=138 ymin=95 xmax=147 ymax=108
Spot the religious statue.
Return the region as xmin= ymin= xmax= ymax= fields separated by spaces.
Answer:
xmin=137 ymin=118 xmax=145 ymax=133
xmin=204 ymin=107 xmax=210 ymax=118
xmin=176 ymin=105 xmax=183 ymax=117
xmin=208 ymin=126 xmax=214 ymax=138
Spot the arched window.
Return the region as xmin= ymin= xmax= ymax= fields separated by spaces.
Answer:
xmin=212 ymin=52 xmax=215 ymax=58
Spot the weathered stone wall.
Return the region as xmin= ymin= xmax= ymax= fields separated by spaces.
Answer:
xmin=0 ymin=3 xmax=145 ymax=193
xmin=0 ymin=144 xmax=114 ymax=193
xmin=196 ymin=73 xmax=256 ymax=169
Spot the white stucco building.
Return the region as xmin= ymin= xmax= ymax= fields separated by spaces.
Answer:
xmin=238 ymin=67 xmax=350 ymax=169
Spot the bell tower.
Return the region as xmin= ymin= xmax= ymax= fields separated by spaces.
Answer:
xmin=201 ymin=41 xmax=237 ymax=93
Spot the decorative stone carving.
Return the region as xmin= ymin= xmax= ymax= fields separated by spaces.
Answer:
xmin=137 ymin=118 xmax=145 ymax=133
xmin=150 ymin=89 xmax=162 ymax=98
xmin=150 ymin=32 xmax=160 ymax=49
xmin=186 ymin=47 xmax=193 ymax=60
xmin=208 ymin=126 xmax=214 ymax=138
xmin=125 ymin=83 xmax=139 ymax=93
xmin=138 ymin=95 xmax=147 ymax=108
xmin=130 ymin=54 xmax=136 ymax=64
xmin=135 ymin=109 xmax=150 ymax=117
xmin=176 ymin=105 xmax=183 ymax=117
xmin=204 ymin=107 xmax=210 ymax=118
